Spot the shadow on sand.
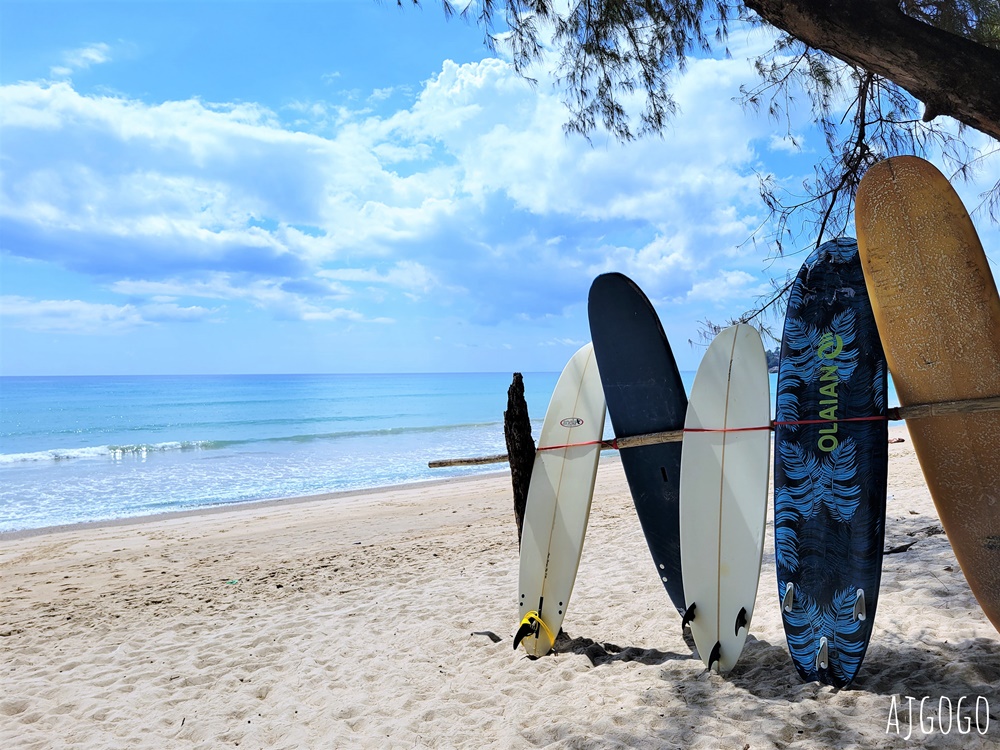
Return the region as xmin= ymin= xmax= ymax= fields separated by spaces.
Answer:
xmin=552 ymin=628 xmax=694 ymax=667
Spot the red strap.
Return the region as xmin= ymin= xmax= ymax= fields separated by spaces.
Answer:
xmin=684 ymin=425 xmax=772 ymax=433
xmin=773 ymin=416 xmax=888 ymax=426
xmin=536 ymin=415 xmax=888 ymax=452
xmin=536 ymin=439 xmax=613 ymax=452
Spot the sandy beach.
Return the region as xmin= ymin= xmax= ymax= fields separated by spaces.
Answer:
xmin=2 ymin=422 xmax=999 ymax=749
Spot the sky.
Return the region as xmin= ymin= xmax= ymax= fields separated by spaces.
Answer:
xmin=1 ymin=1 xmax=999 ymax=376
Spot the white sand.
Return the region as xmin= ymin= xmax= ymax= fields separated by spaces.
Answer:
xmin=2 ymin=423 xmax=999 ymax=748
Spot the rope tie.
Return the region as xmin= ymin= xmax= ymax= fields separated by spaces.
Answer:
xmin=537 ymin=439 xmax=609 ymax=452
xmin=535 ymin=416 xmax=890 ymax=453
xmin=773 ymin=416 xmax=888 ymax=426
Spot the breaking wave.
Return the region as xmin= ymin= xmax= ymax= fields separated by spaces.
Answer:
xmin=0 ymin=422 xmax=503 ymax=464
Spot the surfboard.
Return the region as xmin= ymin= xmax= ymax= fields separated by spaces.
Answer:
xmin=515 ymin=342 xmax=606 ymax=657
xmin=774 ymin=237 xmax=889 ymax=687
xmin=679 ymin=323 xmax=771 ymax=673
xmin=588 ymin=272 xmax=687 ymax=614
xmin=855 ymin=155 xmax=1000 ymax=632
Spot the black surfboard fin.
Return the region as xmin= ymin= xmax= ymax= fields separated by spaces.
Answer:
xmin=681 ymin=602 xmax=697 ymax=631
xmin=513 ymin=618 xmax=538 ymax=651
xmin=735 ymin=607 xmax=748 ymax=636
xmin=708 ymin=641 xmax=722 ymax=672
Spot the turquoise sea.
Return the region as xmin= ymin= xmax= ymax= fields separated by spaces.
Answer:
xmin=0 ymin=372 xmax=898 ymax=533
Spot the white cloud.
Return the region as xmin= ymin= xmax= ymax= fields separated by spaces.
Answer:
xmin=375 ymin=50 xmax=776 ymax=241
xmin=684 ymin=270 xmax=771 ymax=304
xmin=141 ymin=302 xmax=221 ymax=323
xmin=0 ymin=41 xmax=837 ymax=342
xmin=768 ymin=133 xmax=805 ymax=153
xmin=50 ymin=43 xmax=112 ymax=78
xmin=2 ymin=51 xmax=771 ymax=304
xmin=586 ymin=234 xmax=695 ymax=296
xmin=301 ymin=308 xmax=393 ymax=324
xmin=18 ymin=31 xmax=991 ymax=340
xmin=319 ymin=261 xmax=441 ymax=295
xmin=107 ymin=274 xmax=395 ymax=324
xmin=1 ymin=295 xmax=144 ymax=334
xmin=0 ymin=293 xmax=224 ymax=334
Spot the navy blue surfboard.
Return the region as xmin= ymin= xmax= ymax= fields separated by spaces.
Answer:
xmin=774 ymin=237 xmax=888 ymax=687
xmin=588 ymin=273 xmax=687 ymax=614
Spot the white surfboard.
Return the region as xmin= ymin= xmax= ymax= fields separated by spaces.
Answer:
xmin=515 ymin=343 xmax=606 ymax=657
xmin=679 ymin=324 xmax=771 ymax=672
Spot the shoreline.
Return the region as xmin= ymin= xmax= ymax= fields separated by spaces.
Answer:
xmin=0 ymin=466 xmax=515 ymax=542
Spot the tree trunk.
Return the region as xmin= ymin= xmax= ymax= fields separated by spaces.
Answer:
xmin=503 ymin=373 xmax=536 ymax=546
xmin=745 ymin=0 xmax=1000 ymax=143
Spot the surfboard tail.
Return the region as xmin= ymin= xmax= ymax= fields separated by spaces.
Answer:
xmin=513 ymin=611 xmax=555 ymax=653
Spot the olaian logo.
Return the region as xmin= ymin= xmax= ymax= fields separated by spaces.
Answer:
xmin=560 ymin=417 xmax=585 ymax=428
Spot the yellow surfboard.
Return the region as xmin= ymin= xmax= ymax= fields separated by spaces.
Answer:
xmin=855 ymin=155 xmax=1000 ymax=632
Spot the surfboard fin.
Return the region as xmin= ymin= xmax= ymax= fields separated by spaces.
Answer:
xmin=853 ymin=589 xmax=867 ymax=622
xmin=782 ymin=582 xmax=794 ymax=613
xmin=513 ymin=611 xmax=555 ymax=652
xmin=513 ymin=619 xmax=537 ymax=651
xmin=681 ymin=602 xmax=697 ymax=631
xmin=708 ymin=641 xmax=722 ymax=672
xmin=735 ymin=607 xmax=748 ymax=636
xmin=816 ymin=637 xmax=829 ymax=671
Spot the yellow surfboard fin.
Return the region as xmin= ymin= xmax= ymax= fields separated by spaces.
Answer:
xmin=513 ymin=610 xmax=555 ymax=652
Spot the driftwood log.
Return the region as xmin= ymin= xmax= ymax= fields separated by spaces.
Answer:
xmin=503 ymin=373 xmax=535 ymax=547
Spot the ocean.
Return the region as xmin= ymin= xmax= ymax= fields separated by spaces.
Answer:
xmin=0 ymin=372 xmax=898 ymax=533
xmin=0 ymin=373 xmax=561 ymax=533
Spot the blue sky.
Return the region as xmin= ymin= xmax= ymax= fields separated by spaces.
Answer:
xmin=2 ymin=1 xmax=998 ymax=375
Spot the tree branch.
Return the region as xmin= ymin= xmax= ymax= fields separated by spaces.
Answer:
xmin=744 ymin=0 xmax=1000 ymax=141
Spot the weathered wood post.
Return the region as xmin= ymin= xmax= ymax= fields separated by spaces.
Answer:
xmin=503 ymin=373 xmax=535 ymax=546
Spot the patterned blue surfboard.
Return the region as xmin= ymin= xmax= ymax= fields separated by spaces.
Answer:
xmin=774 ymin=237 xmax=889 ymax=687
